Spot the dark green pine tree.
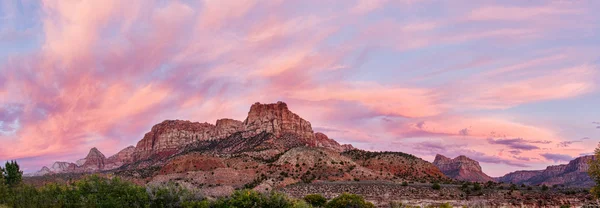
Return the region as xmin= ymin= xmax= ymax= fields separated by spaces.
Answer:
xmin=4 ymin=160 xmax=23 ymax=186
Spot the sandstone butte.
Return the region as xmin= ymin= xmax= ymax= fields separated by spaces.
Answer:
xmin=30 ymin=101 xmax=357 ymax=175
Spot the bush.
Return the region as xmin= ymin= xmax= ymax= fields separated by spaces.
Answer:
xmin=401 ymin=181 xmax=408 ymax=186
xmin=432 ymin=183 xmax=441 ymax=190
xmin=182 ymin=200 xmax=211 ymax=208
xmin=542 ymin=185 xmax=549 ymax=191
xmin=304 ymin=194 xmax=327 ymax=207
xmin=148 ymin=182 xmax=200 ymax=208
xmin=292 ymin=199 xmax=313 ymax=208
xmin=473 ymin=183 xmax=481 ymax=191
xmin=439 ymin=203 xmax=452 ymax=208
xmin=0 ymin=175 xmax=149 ymax=208
xmin=325 ymin=193 xmax=375 ymax=208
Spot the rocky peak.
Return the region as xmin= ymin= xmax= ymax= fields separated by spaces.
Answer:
xmin=497 ymin=155 xmax=596 ymax=187
xmin=86 ymin=147 xmax=106 ymax=159
xmin=309 ymin=132 xmax=355 ymax=152
xmin=565 ymin=155 xmax=594 ymax=172
xmin=433 ymin=154 xmax=494 ymax=182
xmin=50 ymin=162 xmax=77 ymax=173
xmin=434 ymin=154 xmax=451 ymax=162
xmin=242 ymin=101 xmax=314 ymax=140
xmin=107 ymin=146 xmax=136 ymax=163
xmin=81 ymin=147 xmax=107 ymax=171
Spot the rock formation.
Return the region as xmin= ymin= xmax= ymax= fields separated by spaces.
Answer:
xmin=310 ymin=132 xmax=355 ymax=152
xmin=496 ymin=170 xmax=543 ymax=184
xmin=105 ymin=146 xmax=136 ymax=169
xmin=498 ymin=155 xmax=595 ymax=187
xmin=433 ymin=154 xmax=495 ymax=182
xmin=80 ymin=147 xmax=107 ymax=171
xmin=132 ymin=101 xmax=351 ymax=161
xmin=242 ymin=102 xmax=314 ymax=139
xmin=49 ymin=162 xmax=77 ymax=173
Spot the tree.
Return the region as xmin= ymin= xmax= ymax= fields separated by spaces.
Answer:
xmin=4 ymin=161 xmax=22 ymax=186
xmin=325 ymin=193 xmax=375 ymax=208
xmin=432 ymin=182 xmax=441 ymax=190
xmin=542 ymin=185 xmax=549 ymax=191
xmin=473 ymin=183 xmax=482 ymax=191
xmin=304 ymin=194 xmax=327 ymax=207
xmin=589 ymin=143 xmax=600 ymax=199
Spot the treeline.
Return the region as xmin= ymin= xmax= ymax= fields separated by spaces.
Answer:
xmin=1 ymin=161 xmax=375 ymax=208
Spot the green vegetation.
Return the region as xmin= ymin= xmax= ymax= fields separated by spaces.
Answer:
xmin=324 ymin=193 xmax=375 ymax=208
xmin=431 ymin=182 xmax=441 ymax=190
xmin=472 ymin=183 xmax=481 ymax=191
xmin=3 ymin=161 xmax=23 ymax=187
xmin=0 ymin=162 xmax=388 ymax=208
xmin=304 ymin=194 xmax=327 ymax=207
xmin=542 ymin=185 xmax=549 ymax=191
xmin=588 ymin=142 xmax=600 ymax=199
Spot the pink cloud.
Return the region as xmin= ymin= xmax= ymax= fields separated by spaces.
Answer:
xmin=288 ymin=82 xmax=443 ymax=118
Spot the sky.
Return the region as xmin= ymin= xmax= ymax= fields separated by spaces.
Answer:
xmin=0 ymin=0 xmax=599 ymax=176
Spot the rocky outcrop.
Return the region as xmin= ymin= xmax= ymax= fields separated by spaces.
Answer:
xmin=498 ymin=155 xmax=595 ymax=187
xmin=433 ymin=154 xmax=495 ymax=182
xmin=30 ymin=101 xmax=357 ymax=177
xmin=242 ymin=102 xmax=314 ymax=140
xmin=343 ymin=150 xmax=449 ymax=181
xmin=133 ymin=102 xmax=352 ymax=160
xmin=309 ymin=132 xmax=355 ymax=152
xmin=105 ymin=146 xmax=136 ymax=169
xmin=133 ymin=120 xmax=219 ymax=160
xmin=50 ymin=162 xmax=77 ymax=173
xmin=26 ymin=166 xmax=52 ymax=177
xmin=81 ymin=147 xmax=107 ymax=171
xmin=496 ymin=170 xmax=543 ymax=184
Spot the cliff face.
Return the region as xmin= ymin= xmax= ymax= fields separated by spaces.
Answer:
xmin=81 ymin=147 xmax=107 ymax=171
xmin=31 ymin=101 xmax=355 ymax=176
xmin=105 ymin=146 xmax=136 ymax=169
xmin=242 ymin=102 xmax=314 ymax=139
xmin=132 ymin=101 xmax=349 ymax=161
xmin=132 ymin=120 xmax=223 ymax=161
xmin=496 ymin=170 xmax=543 ymax=184
xmin=433 ymin=154 xmax=495 ymax=182
xmin=498 ymin=155 xmax=595 ymax=187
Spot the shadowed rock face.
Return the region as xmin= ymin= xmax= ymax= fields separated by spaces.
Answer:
xmin=498 ymin=155 xmax=595 ymax=187
xmin=433 ymin=154 xmax=495 ymax=182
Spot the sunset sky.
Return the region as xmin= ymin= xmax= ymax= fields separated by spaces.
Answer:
xmin=0 ymin=0 xmax=599 ymax=176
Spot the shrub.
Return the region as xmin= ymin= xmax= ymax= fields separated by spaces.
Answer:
xmin=439 ymin=203 xmax=452 ymax=208
xmin=325 ymin=193 xmax=375 ymax=208
xmin=401 ymin=181 xmax=408 ymax=186
xmin=182 ymin=200 xmax=211 ymax=208
xmin=292 ymin=199 xmax=313 ymax=208
xmin=473 ymin=183 xmax=482 ymax=191
xmin=304 ymin=194 xmax=327 ymax=207
xmin=432 ymin=183 xmax=441 ymax=190
xmin=542 ymin=185 xmax=549 ymax=191
xmin=147 ymin=182 xmax=201 ymax=208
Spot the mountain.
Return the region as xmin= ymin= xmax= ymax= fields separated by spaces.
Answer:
xmin=28 ymin=101 xmax=446 ymax=193
xmin=497 ymin=155 xmax=595 ymax=187
xmin=80 ymin=147 xmax=107 ymax=171
xmin=105 ymin=146 xmax=136 ymax=169
xmin=343 ymin=150 xmax=449 ymax=182
xmin=433 ymin=154 xmax=495 ymax=182
xmin=132 ymin=101 xmax=353 ymax=162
